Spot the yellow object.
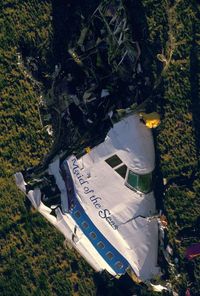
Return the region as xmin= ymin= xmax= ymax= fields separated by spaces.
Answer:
xmin=139 ymin=112 xmax=161 ymax=128
xmin=85 ymin=147 xmax=91 ymax=154
xmin=68 ymin=49 xmax=82 ymax=65
xmin=127 ymin=268 xmax=142 ymax=284
xmin=160 ymin=215 xmax=168 ymax=227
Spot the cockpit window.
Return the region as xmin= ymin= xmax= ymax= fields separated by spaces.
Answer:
xmin=115 ymin=164 xmax=127 ymax=179
xmin=105 ymin=155 xmax=122 ymax=168
xmin=126 ymin=170 xmax=152 ymax=193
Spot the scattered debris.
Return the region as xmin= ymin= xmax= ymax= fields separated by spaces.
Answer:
xmin=68 ymin=49 xmax=82 ymax=65
xmin=174 ymin=257 xmax=179 ymax=264
xmin=166 ymin=244 xmax=173 ymax=256
xmin=100 ymin=89 xmax=109 ymax=98
xmin=149 ymin=283 xmax=168 ymax=292
xmin=172 ymin=291 xmax=179 ymax=296
xmin=160 ymin=214 xmax=168 ymax=228
xmin=85 ymin=147 xmax=91 ymax=154
xmin=185 ymin=288 xmax=191 ymax=296
xmin=163 ymin=178 xmax=168 ymax=185
xmin=185 ymin=243 xmax=200 ymax=260
xmin=46 ymin=125 xmax=53 ymax=136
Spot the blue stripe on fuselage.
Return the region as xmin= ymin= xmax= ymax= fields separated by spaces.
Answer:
xmin=61 ymin=159 xmax=130 ymax=275
xmin=70 ymin=199 xmax=129 ymax=275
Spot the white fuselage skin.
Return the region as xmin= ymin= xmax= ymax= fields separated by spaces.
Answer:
xmin=15 ymin=114 xmax=159 ymax=281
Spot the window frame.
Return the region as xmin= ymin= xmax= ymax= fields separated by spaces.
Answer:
xmin=105 ymin=154 xmax=128 ymax=180
xmin=82 ymin=221 xmax=89 ymax=229
xmin=115 ymin=261 xmax=123 ymax=270
xmin=125 ymin=169 xmax=153 ymax=194
xmin=105 ymin=154 xmax=122 ymax=168
xmin=89 ymin=231 xmax=97 ymax=240
xmin=106 ymin=251 xmax=114 ymax=260
xmin=74 ymin=210 xmax=81 ymax=218
xmin=115 ymin=164 xmax=128 ymax=179
xmin=97 ymin=241 xmax=105 ymax=250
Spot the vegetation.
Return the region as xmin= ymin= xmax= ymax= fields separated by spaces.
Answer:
xmin=138 ymin=0 xmax=200 ymax=294
xmin=0 ymin=0 xmax=199 ymax=295
xmin=0 ymin=1 xmax=96 ymax=295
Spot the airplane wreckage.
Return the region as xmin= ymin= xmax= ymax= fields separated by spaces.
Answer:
xmin=15 ymin=0 xmax=168 ymax=287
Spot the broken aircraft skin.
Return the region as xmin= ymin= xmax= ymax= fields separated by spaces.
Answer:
xmin=15 ymin=113 xmax=160 ymax=283
xmin=44 ymin=0 xmax=143 ymax=126
xmin=71 ymin=0 xmax=139 ymax=79
xmin=14 ymin=0 xmax=162 ymax=286
xmin=39 ymin=0 xmax=149 ymax=170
